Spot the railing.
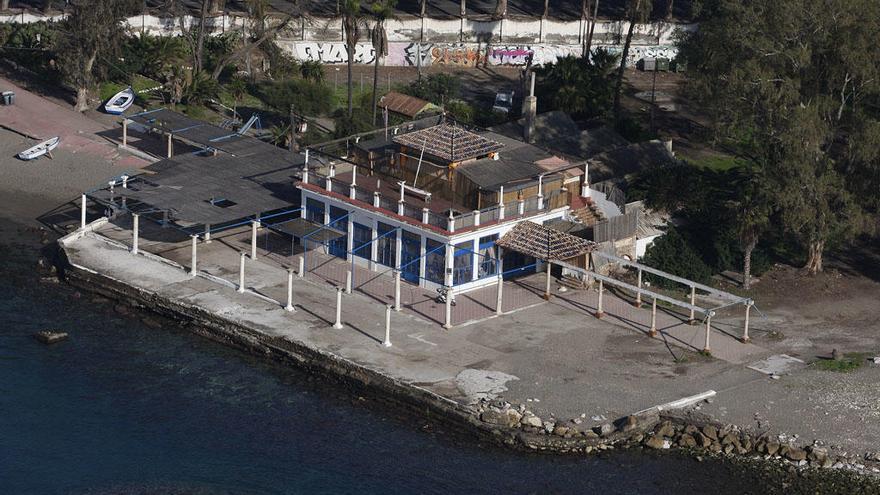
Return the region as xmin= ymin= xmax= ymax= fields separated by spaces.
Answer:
xmin=379 ymin=196 xmax=398 ymax=213
xmin=455 ymin=211 xmax=475 ymax=229
xmin=402 ymin=203 xmax=423 ymax=221
xmin=354 ymin=187 xmax=373 ymax=204
xmin=504 ymin=201 xmax=519 ymax=218
xmin=425 ymin=211 xmax=447 ymax=229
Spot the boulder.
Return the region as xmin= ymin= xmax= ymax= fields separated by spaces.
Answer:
xmin=553 ymin=425 xmax=571 ymax=437
xmin=645 ymin=436 xmax=670 ymax=450
xmin=678 ymin=433 xmax=697 ymax=448
xmin=596 ymin=423 xmax=614 ymax=437
xmin=702 ymin=425 xmax=718 ymax=441
xmin=481 ymin=408 xmax=521 ymax=427
xmin=684 ymin=425 xmax=700 ymax=436
xmin=543 ymin=421 xmax=556 ymax=435
xmin=616 ymin=415 xmax=639 ymax=433
xmin=785 ymin=447 xmax=807 ymax=462
xmin=34 ymin=331 xmax=68 ymax=344
xmin=520 ymin=413 xmax=543 ymax=428
xmin=765 ymin=442 xmax=781 ymax=456
xmin=655 ymin=421 xmax=675 ymax=438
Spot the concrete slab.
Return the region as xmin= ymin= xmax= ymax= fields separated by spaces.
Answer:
xmin=747 ymin=354 xmax=806 ymax=376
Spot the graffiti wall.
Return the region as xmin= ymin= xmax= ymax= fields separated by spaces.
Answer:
xmin=283 ymin=41 xmax=677 ymax=68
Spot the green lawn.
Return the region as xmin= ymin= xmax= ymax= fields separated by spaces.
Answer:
xmin=815 ymin=352 xmax=870 ymax=372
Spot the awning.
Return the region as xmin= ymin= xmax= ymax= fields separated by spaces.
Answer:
xmin=496 ymin=221 xmax=597 ymax=261
xmin=268 ymin=218 xmax=345 ymax=242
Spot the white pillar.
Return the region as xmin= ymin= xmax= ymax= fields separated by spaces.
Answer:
xmin=394 ymin=229 xmax=402 ymax=271
xmin=80 ymin=194 xmax=87 ymax=229
xmin=689 ymin=286 xmax=696 ymax=322
xmin=418 ymin=236 xmax=427 ymax=286
xmin=394 ymin=270 xmax=401 ymax=311
xmin=285 ymin=268 xmax=295 ymax=311
xmin=298 ymin=255 xmax=305 ymax=277
xmin=543 ymin=261 xmax=552 ymax=299
xmin=373 ymin=191 xmax=381 ymax=208
xmin=444 ymin=243 xmax=454 ymax=287
xmin=649 ymin=297 xmax=657 ymax=336
xmin=302 ymin=149 xmax=310 ymax=183
xmin=537 ymin=175 xmax=545 ymax=209
xmin=447 ymin=211 xmax=455 ymax=232
xmin=635 ymin=268 xmax=642 ymax=307
xmin=742 ymin=302 xmax=752 ymax=343
xmin=444 ymin=288 xmax=452 ymax=329
xmin=346 ymin=219 xmax=354 ymax=262
xmin=383 ymin=304 xmax=393 ymax=347
xmin=131 ymin=213 xmax=139 ymax=254
xmin=703 ymin=315 xmax=712 ymax=353
xmin=498 ymin=185 xmax=505 ymax=220
xmin=167 ymin=133 xmax=173 ymax=158
xmin=471 ymin=238 xmax=479 ymax=282
xmin=122 ymin=119 xmax=128 ymax=147
xmin=190 ymin=234 xmax=197 ymax=276
xmin=251 ymin=220 xmax=259 ymax=259
xmin=495 ymin=273 xmax=503 ymax=315
xmin=345 ymin=270 xmax=352 ymax=294
xmin=350 ymin=184 xmax=356 ymax=200
xmin=596 ymin=279 xmax=605 ymax=318
xmin=473 ymin=210 xmax=481 ymax=226
xmin=517 ymin=198 xmax=525 ymax=215
xmin=333 ymin=287 xmax=344 ymax=329
xmin=238 ymin=252 xmax=246 ymax=293
xmin=204 ymin=224 xmax=212 ymax=243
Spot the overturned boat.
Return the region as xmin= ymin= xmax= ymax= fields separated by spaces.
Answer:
xmin=17 ymin=136 xmax=60 ymax=160
xmin=104 ymin=87 xmax=135 ymax=115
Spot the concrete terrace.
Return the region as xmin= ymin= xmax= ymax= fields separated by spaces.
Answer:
xmin=63 ymin=215 xmax=773 ymax=425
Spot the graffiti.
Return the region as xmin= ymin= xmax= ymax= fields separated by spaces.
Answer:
xmin=292 ymin=42 xmax=375 ymax=64
xmin=429 ymin=44 xmax=487 ymax=67
xmin=594 ymin=45 xmax=678 ymax=67
xmin=489 ymin=48 xmax=533 ymax=66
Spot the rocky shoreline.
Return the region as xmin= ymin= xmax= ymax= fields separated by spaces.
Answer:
xmin=52 ymin=238 xmax=880 ymax=491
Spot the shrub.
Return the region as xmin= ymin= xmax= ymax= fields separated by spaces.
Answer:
xmin=444 ymin=99 xmax=474 ymax=123
xmin=401 ymin=73 xmax=460 ymax=105
xmin=643 ymin=227 xmax=712 ymax=287
xmin=255 ymin=79 xmax=333 ymax=116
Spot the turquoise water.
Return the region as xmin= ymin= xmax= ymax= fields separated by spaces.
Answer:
xmin=0 ymin=228 xmax=790 ymax=494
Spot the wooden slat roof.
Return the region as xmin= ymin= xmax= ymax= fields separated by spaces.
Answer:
xmin=378 ymin=91 xmax=436 ymax=118
xmin=393 ymin=122 xmax=503 ymax=162
xmin=496 ymin=221 xmax=597 ymax=261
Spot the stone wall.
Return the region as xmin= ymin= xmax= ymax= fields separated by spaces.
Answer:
xmin=0 ymin=11 xmax=693 ymax=67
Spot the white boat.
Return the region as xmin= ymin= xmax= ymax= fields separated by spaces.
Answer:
xmin=17 ymin=136 xmax=60 ymax=160
xmin=104 ymin=87 xmax=135 ymax=115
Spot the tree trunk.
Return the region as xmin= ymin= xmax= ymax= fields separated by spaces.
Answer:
xmin=585 ymin=0 xmax=599 ymax=59
xmin=1 ymin=0 xmax=10 ymax=12
xmin=421 ymin=0 xmax=426 ymax=17
xmin=371 ymin=50 xmax=381 ymax=125
xmin=543 ymin=0 xmax=549 ymax=18
xmin=211 ymin=0 xmax=224 ymax=14
xmin=347 ymin=46 xmax=354 ymax=117
xmin=494 ymin=0 xmax=506 ymax=19
xmin=195 ymin=0 xmax=209 ymax=74
xmin=803 ymin=240 xmax=824 ymax=275
xmin=74 ymin=51 xmax=97 ymax=112
xmin=460 ymin=0 xmax=466 ymax=18
xmin=74 ymin=86 xmax=90 ymax=112
xmin=742 ymin=238 xmax=757 ymax=290
xmin=612 ymin=0 xmax=639 ymax=118
xmin=665 ymin=0 xmax=673 ymax=19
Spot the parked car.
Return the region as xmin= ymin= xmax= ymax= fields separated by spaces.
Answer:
xmin=492 ymin=91 xmax=515 ymax=114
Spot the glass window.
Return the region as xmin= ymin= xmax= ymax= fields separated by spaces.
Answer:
xmin=477 ymin=234 xmax=498 ymax=278
xmin=424 ymin=238 xmax=445 ymax=285
xmin=306 ymin=198 xmax=324 ymax=224
xmin=453 ymin=241 xmax=473 ymax=286
xmin=352 ymin=223 xmax=371 ymax=260
xmin=376 ymin=222 xmax=396 ymax=268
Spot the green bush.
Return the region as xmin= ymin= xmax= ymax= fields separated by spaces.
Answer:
xmin=401 ymin=73 xmax=460 ymax=105
xmin=643 ymin=227 xmax=712 ymax=287
xmin=255 ymin=79 xmax=333 ymax=116
xmin=333 ymin=108 xmax=374 ymax=138
xmin=444 ymin=99 xmax=474 ymax=123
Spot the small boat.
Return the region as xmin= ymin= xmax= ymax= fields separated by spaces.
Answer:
xmin=17 ymin=136 xmax=60 ymax=160
xmin=104 ymin=87 xmax=135 ymax=114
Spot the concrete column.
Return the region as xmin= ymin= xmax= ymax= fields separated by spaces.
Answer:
xmin=345 ymin=270 xmax=352 ymax=294
xmin=250 ymin=220 xmax=259 ymax=259
xmin=80 ymin=194 xmax=87 ymax=228
xmin=346 ymin=219 xmax=354 ymax=261
xmin=742 ymin=302 xmax=752 ymax=343
xmin=122 ymin=119 xmax=128 ymax=148
xmin=122 ymin=175 xmax=129 ymax=189
xmin=394 ymin=270 xmax=401 ymax=311
xmin=238 ymin=252 xmax=246 ymax=293
xmin=286 ymin=268 xmax=295 ymax=311
xmin=204 ymin=224 xmax=212 ymax=243
xmin=596 ymin=279 xmax=605 ymax=318
xmin=495 ymin=273 xmax=503 ymax=315
xmin=444 ymin=243 xmax=454 ymax=287
xmin=635 ymin=268 xmax=642 ymax=307
xmin=394 ymin=229 xmax=402 ymax=271
xmin=537 ymin=175 xmax=545 ymax=209
xmin=498 ymin=185 xmax=505 ymax=220
xmin=649 ymin=297 xmax=657 ymax=336
xmin=131 ymin=213 xmax=139 ymax=254
xmin=167 ymin=133 xmax=173 ymax=158
xmin=689 ymin=286 xmax=696 ymax=322
xmin=444 ymin=288 xmax=452 ymax=329
xmin=373 ymin=191 xmax=381 ymax=208
xmin=422 ymin=207 xmax=430 ymax=224
xmin=383 ymin=304 xmax=393 ymax=347
xmin=350 ymin=184 xmax=356 ymax=200
xmin=190 ymin=234 xmax=197 ymax=276
xmin=369 ymin=221 xmax=378 ymax=271
xmin=298 ymin=255 xmax=305 ymax=277
xmin=543 ymin=261 xmax=552 ymax=300
xmin=473 ymin=210 xmax=481 ymax=226
xmin=517 ymin=198 xmax=525 ymax=215
xmin=333 ymin=287 xmax=344 ymax=329
xmin=418 ymin=236 xmax=427 ymax=286
xmin=447 ymin=211 xmax=455 ymax=232
xmin=471 ymin=239 xmax=479 ymax=282
xmin=703 ymin=315 xmax=712 ymax=353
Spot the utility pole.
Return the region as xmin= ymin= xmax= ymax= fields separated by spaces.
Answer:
xmin=289 ymin=103 xmax=297 ymax=152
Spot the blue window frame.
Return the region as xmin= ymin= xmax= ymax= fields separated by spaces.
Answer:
xmin=452 ymin=241 xmax=473 ymax=286
xmin=306 ymin=198 xmax=324 ymax=224
xmin=352 ymin=222 xmax=371 ymax=260
xmin=376 ymin=222 xmax=396 ymax=268
xmin=400 ymin=230 xmax=421 ymax=283
xmin=328 ymin=206 xmax=348 ymax=259
xmin=424 ymin=238 xmax=444 ymax=285
xmin=477 ymin=234 xmax=498 ymax=278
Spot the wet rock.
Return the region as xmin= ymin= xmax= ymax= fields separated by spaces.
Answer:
xmin=655 ymin=421 xmax=675 ymax=438
xmin=616 ymin=415 xmax=639 ymax=433
xmin=481 ymin=408 xmax=521 ymax=427
xmin=582 ymin=430 xmax=599 ymax=439
xmin=807 ymin=446 xmax=828 ymax=462
xmin=543 ymin=420 xmax=556 ymax=435
xmin=34 ymin=330 xmax=68 ymax=344
xmin=553 ymin=425 xmax=570 ymax=437
xmin=595 ymin=423 xmax=614 ymax=437
xmin=520 ymin=413 xmax=542 ymax=428
xmin=684 ymin=424 xmax=700 ymax=436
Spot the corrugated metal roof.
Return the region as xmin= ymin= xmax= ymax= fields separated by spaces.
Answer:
xmin=378 ymin=91 xmax=436 ymax=118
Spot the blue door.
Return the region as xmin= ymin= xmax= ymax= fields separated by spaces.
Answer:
xmin=400 ymin=231 xmax=420 ymax=283
xmin=328 ymin=206 xmax=348 ymax=259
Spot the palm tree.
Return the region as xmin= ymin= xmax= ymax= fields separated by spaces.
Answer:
xmin=227 ymin=76 xmax=247 ymax=120
xmin=341 ymin=0 xmax=368 ymax=117
xmin=612 ymin=0 xmax=651 ymax=118
xmin=493 ymin=0 xmax=506 ymax=19
xmin=370 ymin=0 xmax=396 ymax=125
xmin=299 ymin=60 xmax=325 ymax=83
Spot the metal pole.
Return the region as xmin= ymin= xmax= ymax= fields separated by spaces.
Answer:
xmin=649 ymin=297 xmax=657 ymax=336
xmin=205 ymin=224 xmax=212 ymax=243
xmin=383 ymin=304 xmax=392 ymax=347
xmin=122 ymin=119 xmax=128 ymax=147
xmin=495 ymin=273 xmax=503 ymax=315
xmin=345 ymin=270 xmax=352 ymax=294
xmin=635 ymin=268 xmax=642 ymax=307
xmin=80 ymin=194 xmax=87 ymax=229
xmin=394 ymin=270 xmax=401 ymax=311
xmin=285 ymin=268 xmax=295 ymax=312
xmin=543 ymin=261 xmax=552 ymax=300
xmin=167 ymin=133 xmax=173 ymax=158
xmin=444 ymin=287 xmax=452 ymax=329
xmin=689 ymin=285 xmax=696 ymax=322
xmin=333 ymin=287 xmax=344 ymax=329
xmin=298 ymin=255 xmax=305 ymax=277
xmin=190 ymin=234 xmax=198 ymax=276
xmin=131 ymin=213 xmax=139 ymax=254
xmin=238 ymin=252 xmax=246 ymax=293
xmin=742 ymin=302 xmax=752 ymax=343
xmin=251 ymin=220 xmax=258 ymax=259
xmin=596 ymin=279 xmax=605 ymax=318
xmin=703 ymin=315 xmax=712 ymax=353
